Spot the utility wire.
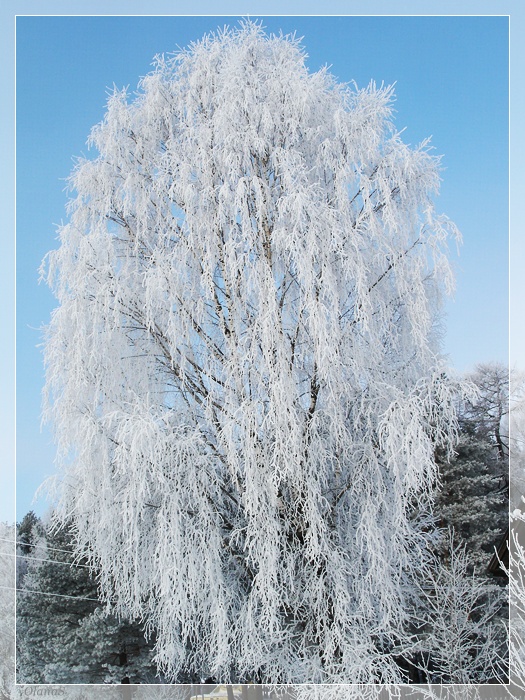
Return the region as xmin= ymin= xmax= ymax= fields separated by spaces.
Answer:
xmin=0 ymin=584 xmax=103 ymax=603
xmin=0 ymin=550 xmax=92 ymax=569
xmin=0 ymin=536 xmax=78 ymax=557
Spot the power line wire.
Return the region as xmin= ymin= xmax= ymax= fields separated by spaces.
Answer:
xmin=0 ymin=537 xmax=86 ymax=557
xmin=0 ymin=584 xmax=103 ymax=603
xmin=1 ymin=550 xmax=92 ymax=569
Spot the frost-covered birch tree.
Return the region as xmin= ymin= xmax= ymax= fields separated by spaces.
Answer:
xmin=42 ymin=22 xmax=461 ymax=683
xmin=411 ymin=530 xmax=507 ymax=684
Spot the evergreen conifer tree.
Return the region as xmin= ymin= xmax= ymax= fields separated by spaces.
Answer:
xmin=16 ymin=515 xmax=161 ymax=684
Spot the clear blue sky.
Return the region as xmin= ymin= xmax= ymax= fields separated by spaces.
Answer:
xmin=1 ymin=3 xmax=518 ymax=524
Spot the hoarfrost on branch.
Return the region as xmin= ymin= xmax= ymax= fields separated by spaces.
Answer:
xmin=42 ymin=22 xmax=461 ymax=683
